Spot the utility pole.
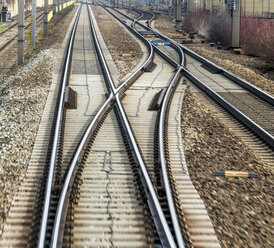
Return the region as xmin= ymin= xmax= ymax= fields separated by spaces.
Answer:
xmin=18 ymin=0 xmax=24 ymax=65
xmin=53 ymin=0 xmax=57 ymax=18
xmin=129 ymin=0 xmax=132 ymax=12
xmin=231 ymin=0 xmax=240 ymax=47
xmin=175 ymin=0 xmax=182 ymax=30
xmin=58 ymin=0 xmax=60 ymax=12
xmin=168 ymin=0 xmax=172 ymax=20
xmin=174 ymin=0 xmax=176 ymax=22
xmin=44 ymin=0 xmax=48 ymax=36
xmin=31 ymin=0 xmax=36 ymax=44
xmin=268 ymin=0 xmax=270 ymax=18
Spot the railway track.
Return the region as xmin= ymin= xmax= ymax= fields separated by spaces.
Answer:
xmin=116 ymin=6 xmax=274 ymax=148
xmin=0 ymin=10 xmax=35 ymax=36
xmin=97 ymin=2 xmax=274 ymax=245
xmin=0 ymin=2 xmax=193 ymax=247
xmin=142 ymin=10 xmax=274 ymax=166
xmin=97 ymin=3 xmax=221 ymax=247
xmin=115 ymin=5 xmax=274 ymax=168
xmin=0 ymin=10 xmax=44 ymax=52
xmin=1 ymin=1 xmax=272 ymax=248
xmin=108 ymin=7 xmax=181 ymax=64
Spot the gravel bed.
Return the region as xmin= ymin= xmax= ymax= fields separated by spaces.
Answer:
xmin=92 ymin=5 xmax=142 ymax=81
xmin=0 ymin=6 xmax=76 ymax=80
xmin=181 ymin=88 xmax=273 ymax=248
xmin=154 ymin=16 xmax=274 ymax=96
xmin=0 ymin=50 xmax=55 ymax=235
xmin=118 ymin=8 xmax=141 ymax=19
xmin=0 ymin=6 xmax=76 ymax=236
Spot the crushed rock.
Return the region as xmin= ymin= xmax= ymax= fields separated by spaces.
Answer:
xmin=0 ymin=49 xmax=56 ymax=236
xmin=92 ymin=5 xmax=142 ymax=82
xmin=181 ymin=89 xmax=273 ymax=248
xmin=0 ymin=5 xmax=76 ymax=237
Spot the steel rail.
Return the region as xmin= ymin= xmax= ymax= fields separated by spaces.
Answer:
xmin=50 ymin=2 xmax=154 ymax=246
xmin=0 ymin=10 xmax=36 ymax=36
xmin=105 ymin=8 xmax=274 ymax=248
xmin=138 ymin=9 xmax=186 ymax=67
xmin=180 ymin=45 xmax=274 ymax=105
xmin=87 ymin=4 xmax=176 ymax=246
xmin=51 ymin=3 xmax=177 ymax=247
xmin=50 ymin=94 xmax=113 ymax=247
xmin=112 ymin=6 xmax=184 ymax=65
xmin=0 ymin=12 xmax=44 ymax=52
xmin=105 ymin=6 xmax=187 ymax=247
xmin=109 ymin=7 xmax=183 ymax=68
xmin=129 ymin=10 xmax=187 ymax=247
xmin=130 ymin=10 xmax=186 ymax=248
xmin=114 ymin=94 xmax=177 ymax=248
xmin=129 ymin=7 xmax=185 ymax=66
xmin=182 ymin=70 xmax=274 ymax=148
xmin=137 ymin=8 xmax=273 ymax=105
xmin=158 ymin=68 xmax=186 ymax=248
xmin=136 ymin=9 xmax=274 ymax=149
xmin=37 ymin=4 xmax=82 ymax=248
xmin=100 ymin=7 xmax=154 ymax=94
xmin=129 ymin=7 xmax=185 ymax=67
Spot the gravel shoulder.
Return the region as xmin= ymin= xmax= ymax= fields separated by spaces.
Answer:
xmin=118 ymin=8 xmax=141 ymax=19
xmin=0 ymin=5 xmax=77 ymax=236
xmin=153 ymin=15 xmax=273 ymax=247
xmin=154 ymin=15 xmax=274 ymax=96
xmin=92 ymin=5 xmax=143 ymax=81
xmin=181 ymin=88 xmax=273 ymax=248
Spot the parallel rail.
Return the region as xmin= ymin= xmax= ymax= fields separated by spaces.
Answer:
xmin=37 ymin=2 xmax=180 ymax=247
xmin=36 ymin=2 xmax=274 ymax=248
xmin=117 ymin=7 xmax=274 ymax=149
xmin=38 ymin=4 xmax=82 ymax=248
xmin=104 ymin=5 xmax=188 ymax=247
xmin=0 ymin=12 xmax=44 ymax=52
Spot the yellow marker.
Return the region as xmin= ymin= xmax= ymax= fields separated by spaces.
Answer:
xmin=146 ymin=35 xmax=155 ymax=37
xmin=213 ymin=171 xmax=259 ymax=178
xmin=234 ymin=48 xmax=241 ymax=54
xmin=210 ymin=42 xmax=215 ymax=46
xmin=119 ymin=54 xmax=135 ymax=57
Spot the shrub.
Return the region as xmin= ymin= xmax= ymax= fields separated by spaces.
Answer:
xmin=208 ymin=12 xmax=231 ymax=46
xmin=182 ymin=9 xmax=211 ymax=36
xmin=182 ymin=10 xmax=231 ymax=46
xmin=241 ymin=17 xmax=274 ymax=62
xmin=182 ymin=10 xmax=274 ymax=62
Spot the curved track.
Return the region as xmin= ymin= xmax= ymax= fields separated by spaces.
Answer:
xmin=99 ymin=3 xmax=221 ymax=248
xmin=123 ymin=7 xmax=274 ymax=150
xmin=33 ymin=2 xmax=183 ymax=248
xmin=1 ymin=2 xmax=272 ymax=248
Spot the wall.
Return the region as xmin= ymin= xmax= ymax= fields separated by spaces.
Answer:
xmin=7 ymin=0 xmax=54 ymax=17
xmin=186 ymin=0 xmax=274 ymax=17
